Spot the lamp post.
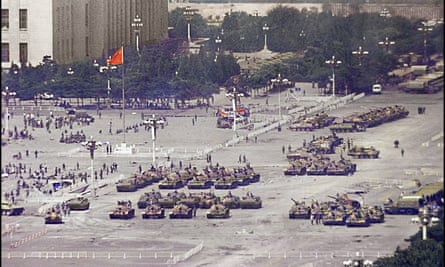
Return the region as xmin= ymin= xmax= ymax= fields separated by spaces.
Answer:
xmin=2 ymin=86 xmax=16 ymax=137
xmin=379 ymin=8 xmax=391 ymax=19
xmin=352 ymin=46 xmax=369 ymax=66
xmin=215 ymin=35 xmax=222 ymax=62
xmin=86 ymin=136 xmax=99 ymax=198
xmin=262 ymin=23 xmax=269 ymax=51
xmin=325 ymin=56 xmax=342 ymax=97
xmin=184 ymin=6 xmax=195 ymax=45
xmin=270 ymin=74 xmax=288 ymax=120
xmin=417 ymin=21 xmax=433 ymax=65
xmin=225 ymin=87 xmax=244 ymax=138
xmin=378 ymin=36 xmax=395 ymax=53
xmin=143 ymin=114 xmax=165 ymax=166
xmin=131 ymin=14 xmax=144 ymax=53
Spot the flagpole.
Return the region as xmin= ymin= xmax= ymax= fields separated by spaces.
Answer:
xmin=122 ymin=46 xmax=125 ymax=144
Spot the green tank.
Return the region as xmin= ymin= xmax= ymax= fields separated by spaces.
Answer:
xmin=169 ymin=204 xmax=193 ymax=219
xmin=109 ymin=200 xmax=135 ymax=219
xmin=142 ymin=203 xmax=165 ymax=219
xmin=137 ymin=191 xmax=162 ymax=209
xmin=45 ymin=208 xmax=63 ymax=224
xmin=198 ymin=191 xmax=217 ymax=209
xmin=178 ymin=192 xmax=202 ymax=208
xmin=2 ymin=200 xmax=25 ymax=216
xmin=345 ymin=209 xmax=370 ymax=227
xmin=289 ymin=199 xmax=310 ymax=219
xmin=158 ymin=191 xmax=184 ymax=208
xmin=66 ymin=196 xmax=90 ymax=210
xmin=347 ymin=146 xmax=380 ymax=159
xmin=240 ymin=192 xmax=262 ymax=209
xmin=364 ymin=205 xmax=385 ymax=223
xmin=206 ymin=203 xmax=230 ymax=219
xmin=116 ymin=177 xmax=137 ymax=192
xmin=222 ymin=192 xmax=240 ymax=209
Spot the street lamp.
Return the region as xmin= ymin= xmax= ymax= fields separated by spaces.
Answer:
xmin=417 ymin=21 xmax=433 ymax=64
xmin=131 ymin=14 xmax=144 ymax=53
xmin=67 ymin=67 xmax=74 ymax=75
xmin=379 ymin=8 xmax=391 ymax=19
xmin=215 ymin=35 xmax=222 ymax=62
xmin=378 ymin=36 xmax=395 ymax=53
xmin=225 ymin=87 xmax=244 ymax=138
xmin=2 ymin=86 xmax=16 ymax=137
xmin=325 ymin=56 xmax=342 ymax=97
xmin=86 ymin=136 xmax=99 ymax=198
xmin=143 ymin=114 xmax=165 ymax=166
xmin=184 ymin=6 xmax=195 ymax=45
xmin=352 ymin=46 xmax=369 ymax=66
xmin=270 ymin=74 xmax=288 ymax=121
xmin=262 ymin=23 xmax=269 ymax=51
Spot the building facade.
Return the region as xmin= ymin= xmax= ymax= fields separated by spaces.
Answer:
xmin=1 ymin=0 xmax=168 ymax=69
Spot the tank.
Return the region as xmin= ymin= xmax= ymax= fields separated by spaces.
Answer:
xmin=244 ymin=167 xmax=260 ymax=183
xmin=329 ymin=122 xmax=366 ymax=133
xmin=347 ymin=146 xmax=380 ymax=159
xmin=221 ymin=192 xmax=240 ymax=209
xmin=187 ymin=174 xmax=213 ymax=189
xmin=109 ymin=200 xmax=135 ymax=219
xmin=214 ymin=176 xmax=239 ymax=189
xmin=2 ymin=200 xmax=25 ymax=216
xmin=326 ymin=161 xmax=355 ymax=176
xmin=289 ymin=199 xmax=310 ymax=219
xmin=142 ymin=203 xmax=165 ymax=219
xmin=321 ymin=208 xmax=347 ymax=225
xmin=116 ymin=177 xmax=137 ymax=192
xmin=158 ymin=191 xmax=183 ymax=208
xmin=206 ymin=203 xmax=230 ymax=219
xmin=240 ymin=192 xmax=262 ymax=209
xmin=178 ymin=193 xmax=202 ymax=208
xmin=44 ymin=208 xmax=63 ymax=224
xmin=364 ymin=205 xmax=385 ymax=223
xmin=158 ymin=178 xmax=184 ymax=190
xmin=284 ymin=162 xmax=307 ymax=176
xmin=65 ymin=196 xmax=90 ymax=211
xmin=169 ymin=204 xmax=193 ymax=219
xmin=289 ymin=120 xmax=315 ymax=131
xmin=345 ymin=209 xmax=370 ymax=227
xmin=328 ymin=194 xmax=361 ymax=209
xmin=137 ymin=191 xmax=162 ymax=209
xmin=198 ymin=191 xmax=217 ymax=209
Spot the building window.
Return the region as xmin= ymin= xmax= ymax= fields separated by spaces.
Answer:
xmin=1 ymin=9 xmax=8 ymax=30
xmin=19 ymin=9 xmax=27 ymax=30
xmin=1 ymin=43 xmax=10 ymax=62
xmin=20 ymin=43 xmax=28 ymax=64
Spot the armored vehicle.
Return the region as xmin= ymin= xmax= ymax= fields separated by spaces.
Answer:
xmin=214 ymin=176 xmax=239 ymax=189
xmin=169 ymin=204 xmax=193 ymax=219
xmin=109 ymin=200 xmax=135 ymax=219
xmin=158 ymin=178 xmax=184 ymax=190
xmin=198 ymin=191 xmax=217 ymax=209
xmin=347 ymin=146 xmax=380 ymax=159
xmin=45 ymin=208 xmax=63 ymax=224
xmin=322 ymin=209 xmax=347 ymax=225
xmin=2 ymin=200 xmax=25 ymax=216
xmin=187 ymin=174 xmax=213 ymax=189
xmin=289 ymin=199 xmax=310 ymax=219
xmin=142 ymin=203 xmax=165 ymax=219
xmin=329 ymin=122 xmax=366 ymax=133
xmin=345 ymin=209 xmax=370 ymax=227
xmin=158 ymin=191 xmax=183 ymax=208
xmin=116 ymin=178 xmax=137 ymax=192
xmin=284 ymin=162 xmax=307 ymax=176
xmin=240 ymin=192 xmax=262 ymax=209
xmin=286 ymin=148 xmax=311 ymax=161
xmin=206 ymin=203 xmax=230 ymax=219
xmin=364 ymin=205 xmax=385 ymax=223
xmin=178 ymin=193 xmax=202 ymax=209
xmin=328 ymin=194 xmax=361 ymax=209
xmin=326 ymin=161 xmax=355 ymax=176
xmin=383 ymin=195 xmax=423 ymax=215
xmin=222 ymin=192 xmax=241 ymax=209
xmin=65 ymin=196 xmax=90 ymax=211
xmin=137 ymin=191 xmax=162 ymax=209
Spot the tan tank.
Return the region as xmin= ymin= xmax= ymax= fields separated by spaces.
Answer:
xmin=169 ymin=204 xmax=193 ymax=219
xmin=206 ymin=203 xmax=230 ymax=219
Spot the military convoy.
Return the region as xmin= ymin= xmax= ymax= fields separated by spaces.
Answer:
xmin=329 ymin=105 xmax=409 ymax=133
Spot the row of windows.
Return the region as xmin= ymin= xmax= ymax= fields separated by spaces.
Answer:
xmin=1 ymin=43 xmax=28 ymax=63
xmin=1 ymin=9 xmax=28 ymax=30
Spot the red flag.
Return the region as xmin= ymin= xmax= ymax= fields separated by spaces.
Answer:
xmin=109 ymin=47 xmax=123 ymax=65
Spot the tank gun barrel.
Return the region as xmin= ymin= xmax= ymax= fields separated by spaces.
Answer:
xmin=291 ymin=198 xmax=299 ymax=205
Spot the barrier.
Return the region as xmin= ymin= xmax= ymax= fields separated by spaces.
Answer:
xmin=10 ymin=228 xmax=48 ymax=249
